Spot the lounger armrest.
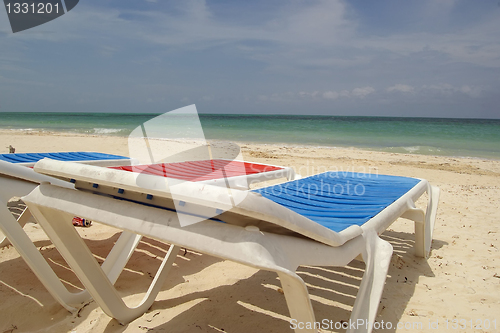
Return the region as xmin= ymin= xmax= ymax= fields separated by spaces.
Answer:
xmin=0 ymin=160 xmax=73 ymax=189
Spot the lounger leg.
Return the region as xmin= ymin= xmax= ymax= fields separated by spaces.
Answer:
xmin=101 ymin=232 xmax=143 ymax=284
xmin=18 ymin=206 xmax=33 ymax=225
xmin=402 ymin=202 xmax=426 ymax=258
xmin=0 ymin=236 xmax=7 ymax=247
xmin=0 ymin=207 xmax=32 ymax=247
xmin=414 ymin=184 xmax=440 ymax=258
xmin=0 ymin=230 xmax=10 ymax=247
xmin=277 ymin=271 xmax=317 ymax=333
xmin=349 ymin=230 xmax=393 ymax=333
xmin=30 ymin=205 xmax=179 ymax=323
xmin=424 ymin=185 xmax=440 ymax=257
xmin=1 ymin=201 xmax=144 ymax=310
xmin=15 ymin=206 xmax=143 ymax=282
xmin=0 ymin=202 xmax=89 ymax=310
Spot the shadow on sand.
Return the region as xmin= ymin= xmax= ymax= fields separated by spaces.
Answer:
xmin=0 ymin=223 xmax=446 ymax=333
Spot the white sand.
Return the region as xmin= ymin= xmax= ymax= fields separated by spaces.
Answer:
xmin=0 ymin=130 xmax=499 ymax=333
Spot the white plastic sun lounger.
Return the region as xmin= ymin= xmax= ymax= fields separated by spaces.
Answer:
xmin=22 ymin=159 xmax=439 ymax=333
xmin=0 ymin=156 xmax=295 ymax=311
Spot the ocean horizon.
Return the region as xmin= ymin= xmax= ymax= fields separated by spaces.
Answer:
xmin=1 ymin=112 xmax=499 ymax=160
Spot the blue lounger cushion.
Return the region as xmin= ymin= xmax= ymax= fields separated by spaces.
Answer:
xmin=253 ymin=172 xmax=420 ymax=232
xmin=0 ymin=152 xmax=128 ymax=164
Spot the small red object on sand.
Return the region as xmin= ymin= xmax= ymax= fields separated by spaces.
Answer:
xmin=72 ymin=216 xmax=92 ymax=227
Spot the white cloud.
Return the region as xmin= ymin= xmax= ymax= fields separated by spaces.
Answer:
xmin=322 ymin=87 xmax=374 ymax=100
xmin=257 ymin=91 xmax=298 ymax=103
xmin=387 ymin=84 xmax=415 ymax=93
xmin=357 ymin=27 xmax=500 ymax=68
xmin=273 ymin=0 xmax=353 ymax=46
xmin=423 ymin=0 xmax=458 ymax=16
xmin=459 ymin=85 xmax=481 ymax=98
xmin=299 ymin=91 xmax=320 ymax=99
xmin=339 ymin=90 xmax=350 ymax=98
xmin=260 ymin=82 xmax=483 ymax=104
xmin=422 ymin=83 xmax=482 ymax=97
xmin=322 ymin=91 xmax=339 ymax=100
xmin=351 ymin=87 xmax=375 ymax=98
xmin=99 ymin=45 xmax=119 ymax=57
xmin=261 ymin=86 xmax=376 ymax=103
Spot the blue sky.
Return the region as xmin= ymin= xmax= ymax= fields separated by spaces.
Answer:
xmin=1 ymin=0 xmax=499 ymax=117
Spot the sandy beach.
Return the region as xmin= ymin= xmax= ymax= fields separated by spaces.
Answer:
xmin=1 ymin=130 xmax=499 ymax=333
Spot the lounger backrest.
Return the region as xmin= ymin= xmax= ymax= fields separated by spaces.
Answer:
xmin=0 ymin=152 xmax=131 ymax=167
xmin=109 ymin=160 xmax=283 ymax=181
xmin=0 ymin=159 xmax=73 ymax=188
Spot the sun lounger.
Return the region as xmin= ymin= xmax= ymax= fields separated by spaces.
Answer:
xmin=0 ymin=151 xmax=131 ymax=167
xmin=22 ymin=159 xmax=439 ymax=333
xmin=0 ymin=155 xmax=295 ymax=311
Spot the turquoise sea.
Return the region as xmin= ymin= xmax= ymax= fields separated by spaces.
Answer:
xmin=1 ymin=112 xmax=499 ymax=160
